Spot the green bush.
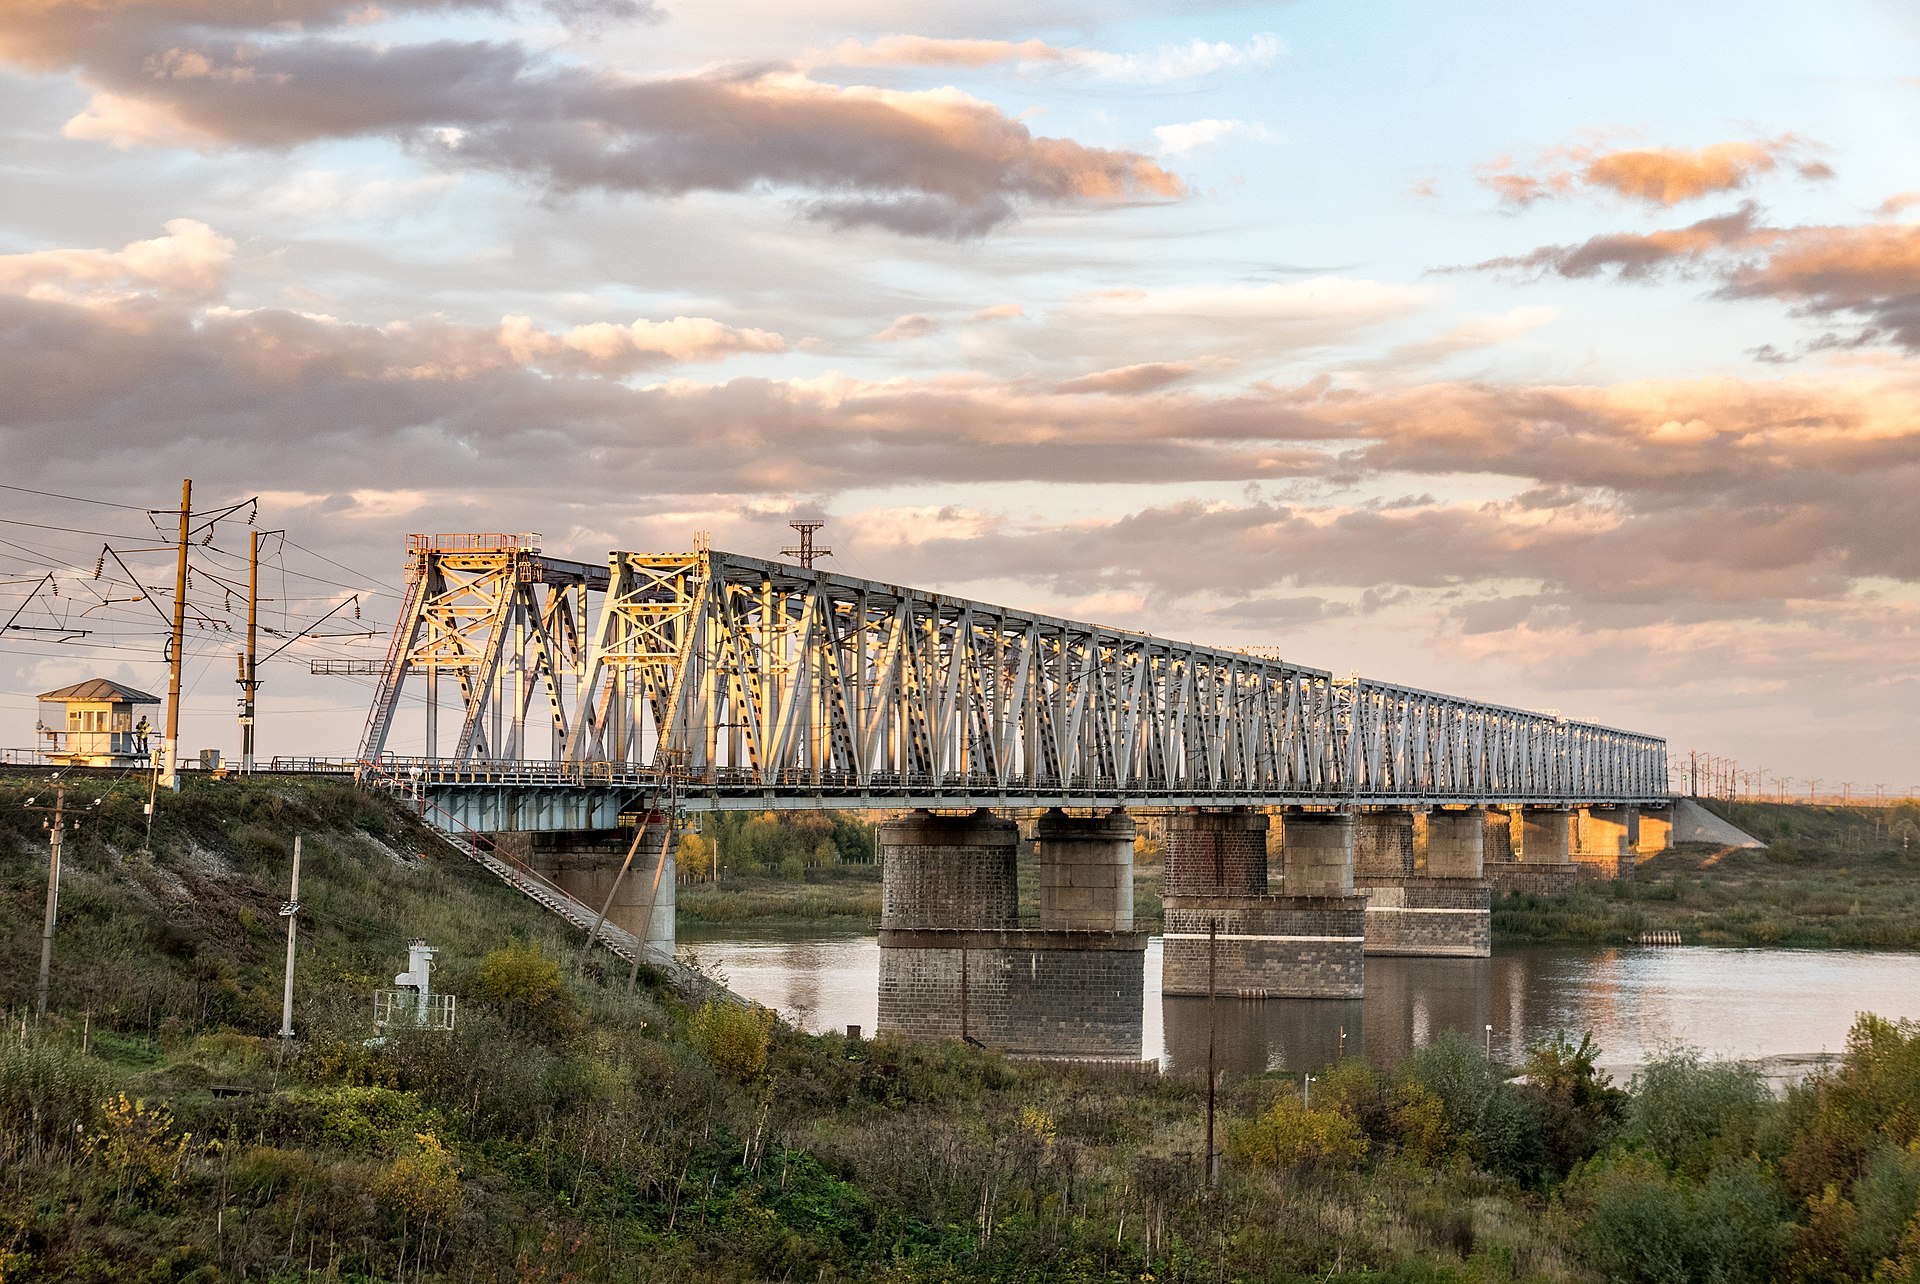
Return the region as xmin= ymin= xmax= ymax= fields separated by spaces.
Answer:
xmin=689 ymin=1000 xmax=775 ymax=1081
xmin=1230 ymin=1093 xmax=1367 ymax=1171
xmin=0 ymin=1035 xmax=107 ymax=1160
xmin=1624 ymin=1049 xmax=1769 ymax=1179
xmin=1577 ymin=1152 xmax=1791 ymax=1284
xmin=1397 ymin=1030 xmax=1543 ymax=1180
xmin=472 ymin=940 xmax=580 ymax=1043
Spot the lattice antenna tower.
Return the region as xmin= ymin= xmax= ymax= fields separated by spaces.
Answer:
xmin=781 ymin=521 xmax=831 ymax=569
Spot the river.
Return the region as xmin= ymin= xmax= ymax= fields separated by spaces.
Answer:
xmin=680 ymin=925 xmax=1920 ymax=1083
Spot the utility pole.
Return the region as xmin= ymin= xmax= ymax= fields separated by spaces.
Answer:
xmin=239 ymin=528 xmax=262 ymax=772
xmin=161 ymin=478 xmax=191 ymax=791
xmin=1204 ymin=916 xmax=1219 ymax=1190
xmin=30 ymin=784 xmax=66 ymax=1018
xmin=278 ymin=836 xmax=302 ymax=1039
xmin=25 ymin=782 xmax=95 ymax=1017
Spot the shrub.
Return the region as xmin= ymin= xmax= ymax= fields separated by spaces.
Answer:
xmin=474 ymin=940 xmax=580 ymax=1043
xmin=374 ymin=1131 xmax=462 ymax=1223
xmin=1785 ymin=1015 xmax=1920 ymax=1198
xmin=1578 ymin=1153 xmax=1789 ymax=1284
xmin=1231 ymin=1093 xmax=1367 ymax=1172
xmin=689 ymin=1000 xmax=775 ymax=1081
xmin=84 ymin=1093 xmax=193 ymax=1207
xmin=0 ymin=1036 xmax=107 ymax=1161
xmin=1521 ymin=1032 xmax=1626 ymax=1176
xmin=1625 ymin=1050 xmax=1769 ymax=1179
xmin=1397 ymin=1030 xmax=1543 ymax=1179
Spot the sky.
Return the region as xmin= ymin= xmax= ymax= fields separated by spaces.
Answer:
xmin=0 ymin=0 xmax=1916 ymax=794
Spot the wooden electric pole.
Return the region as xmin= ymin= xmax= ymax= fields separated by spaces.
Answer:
xmin=1205 ymin=916 xmax=1219 ymax=1189
xmin=239 ymin=528 xmax=262 ymax=773
xmin=25 ymin=783 xmax=96 ymax=1017
xmin=161 ymin=478 xmax=191 ymax=791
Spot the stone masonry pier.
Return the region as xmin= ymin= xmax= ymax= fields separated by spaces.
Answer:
xmin=1162 ymin=809 xmax=1364 ymax=999
xmin=875 ymin=809 xmax=1147 ymax=1057
xmin=1484 ymin=805 xmax=1579 ymax=896
xmin=1355 ymin=807 xmax=1490 ymax=957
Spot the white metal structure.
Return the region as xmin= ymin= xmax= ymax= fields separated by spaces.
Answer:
xmin=359 ymin=541 xmax=1666 ymax=808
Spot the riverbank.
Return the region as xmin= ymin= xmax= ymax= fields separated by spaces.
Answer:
xmin=1495 ymin=828 xmax=1920 ymax=949
xmin=679 ymin=799 xmax=1920 ymax=945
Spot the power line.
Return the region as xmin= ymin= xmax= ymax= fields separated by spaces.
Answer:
xmin=281 ymin=536 xmax=402 ymax=594
xmin=0 ymin=515 xmax=160 ymax=542
xmin=0 ymin=482 xmax=152 ymax=511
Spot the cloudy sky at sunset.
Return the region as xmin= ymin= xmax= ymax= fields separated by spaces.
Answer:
xmin=1 ymin=0 xmax=1916 ymax=790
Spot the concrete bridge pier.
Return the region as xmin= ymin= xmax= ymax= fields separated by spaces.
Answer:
xmin=1637 ymin=804 xmax=1674 ymax=857
xmin=1575 ymin=806 xmax=1637 ymax=880
xmin=876 ymin=809 xmax=1145 ymax=1058
xmin=1161 ymin=809 xmax=1364 ymax=999
xmin=511 ymin=824 xmax=676 ymax=953
xmin=1484 ymin=805 xmax=1580 ymax=896
xmin=1357 ymin=808 xmax=1491 ymax=957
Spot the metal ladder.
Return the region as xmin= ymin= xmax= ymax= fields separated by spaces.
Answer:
xmin=360 ymin=763 xmax=699 ymax=987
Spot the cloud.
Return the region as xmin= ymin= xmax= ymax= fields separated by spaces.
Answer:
xmin=1372 ymin=307 xmax=1557 ymax=369
xmin=0 ymin=0 xmax=655 ymax=70
xmin=872 ymin=314 xmax=940 ymax=341
xmin=1468 ymin=203 xmax=1920 ymax=352
xmin=1053 ymin=359 xmax=1230 ymax=394
xmin=808 ymin=32 xmax=1282 ymax=84
xmin=970 ymin=303 xmax=1023 ymax=322
xmin=1480 ymin=135 xmax=1829 ymax=207
xmin=1152 ymin=118 xmax=1272 ymax=156
xmin=1468 ymin=202 xmax=1777 ymax=280
xmin=1720 ymin=221 xmax=1920 ymax=352
xmin=1069 ymin=33 xmax=1284 ymax=83
xmin=0 ymin=217 xmax=233 ymax=303
xmin=9 ymin=256 xmax=1919 ymax=622
xmin=498 ymin=314 xmax=786 ymax=373
xmin=4 ymin=7 xmax=1183 ymax=238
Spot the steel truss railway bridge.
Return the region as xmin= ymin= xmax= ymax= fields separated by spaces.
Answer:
xmin=340 ymin=533 xmax=1670 ymax=1027
xmin=352 ymin=534 xmax=1665 ymax=827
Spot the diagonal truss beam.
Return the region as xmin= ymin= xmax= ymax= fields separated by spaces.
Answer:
xmin=554 ymin=549 xmax=1667 ymax=804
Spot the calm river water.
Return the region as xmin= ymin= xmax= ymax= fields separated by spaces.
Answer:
xmin=680 ymin=926 xmax=1920 ymax=1082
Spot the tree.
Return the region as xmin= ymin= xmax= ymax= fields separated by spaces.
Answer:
xmin=677 ymin=831 xmax=715 ymax=882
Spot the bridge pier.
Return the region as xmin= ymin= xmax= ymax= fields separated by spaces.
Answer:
xmin=1485 ymin=805 xmax=1579 ymax=896
xmin=1575 ymin=805 xmax=1637 ymax=879
xmin=1162 ymin=809 xmax=1364 ymax=999
xmin=1637 ymin=804 xmax=1673 ymax=857
xmin=1035 ymin=808 xmax=1134 ymax=931
xmin=877 ymin=809 xmax=1145 ymax=1058
xmin=510 ymin=824 xmax=675 ymax=953
xmin=1357 ymin=808 xmax=1491 ymax=958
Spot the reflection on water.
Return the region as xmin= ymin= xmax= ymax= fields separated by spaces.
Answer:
xmin=679 ymin=926 xmax=1920 ymax=1077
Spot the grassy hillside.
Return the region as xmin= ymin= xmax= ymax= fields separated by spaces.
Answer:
xmin=6 ymin=776 xmax=1920 ymax=1283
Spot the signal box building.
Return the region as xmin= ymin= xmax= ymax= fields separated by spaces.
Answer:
xmin=36 ymin=678 xmax=160 ymax=767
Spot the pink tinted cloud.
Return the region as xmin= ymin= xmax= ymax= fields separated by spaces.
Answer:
xmin=1471 ymin=202 xmax=1920 ymax=351
xmin=3 ymin=6 xmax=1181 ymax=238
xmin=1480 ymin=135 xmax=1829 ymax=208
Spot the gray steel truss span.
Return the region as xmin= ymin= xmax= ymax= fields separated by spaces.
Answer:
xmin=357 ymin=538 xmax=1666 ymax=814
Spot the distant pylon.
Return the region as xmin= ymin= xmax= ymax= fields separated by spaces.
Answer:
xmin=781 ymin=521 xmax=831 ymax=569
